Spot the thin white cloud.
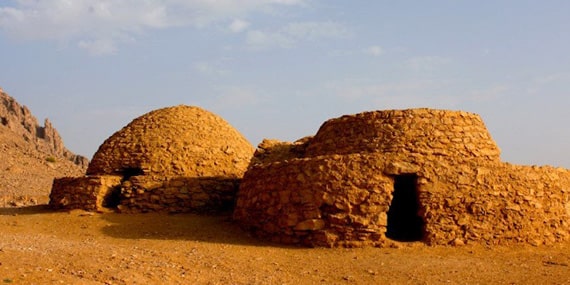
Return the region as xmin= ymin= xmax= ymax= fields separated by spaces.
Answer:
xmin=327 ymin=79 xmax=506 ymax=109
xmin=468 ymin=85 xmax=508 ymax=102
xmin=212 ymin=86 xmax=262 ymax=109
xmin=533 ymin=72 xmax=570 ymax=84
xmin=0 ymin=0 xmax=307 ymax=55
xmin=194 ymin=61 xmax=230 ymax=76
xmin=405 ymin=56 xmax=452 ymax=72
xmin=283 ymin=21 xmax=348 ymax=39
xmin=332 ymin=79 xmax=447 ymax=100
xmin=374 ymin=95 xmax=462 ymax=110
xmin=328 ymin=45 xmax=384 ymax=58
xmin=246 ymin=30 xmax=294 ymax=49
xmin=229 ymin=19 xmax=250 ymax=33
xmin=327 ymin=49 xmax=353 ymax=57
xmin=78 ymin=39 xmax=118 ymax=56
xmin=246 ymin=21 xmax=348 ymax=50
xmin=526 ymin=72 xmax=570 ymax=96
xmin=364 ymin=45 xmax=384 ymax=57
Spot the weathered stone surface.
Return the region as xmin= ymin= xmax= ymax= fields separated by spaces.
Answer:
xmin=50 ymin=175 xmax=122 ymax=212
xmin=384 ymin=162 xmax=420 ymax=175
xmin=0 ymin=87 xmax=87 ymax=204
xmin=0 ymin=87 xmax=88 ymax=167
xmin=248 ymin=137 xmax=311 ymax=166
xmin=295 ymin=219 xmax=325 ymax=231
xmin=305 ymin=109 xmax=501 ymax=161
xmin=50 ymin=105 xmax=254 ymax=213
xmin=234 ymin=108 xmax=570 ymax=247
xmin=117 ymin=176 xmax=240 ymax=213
xmin=87 ymin=105 xmax=253 ymax=179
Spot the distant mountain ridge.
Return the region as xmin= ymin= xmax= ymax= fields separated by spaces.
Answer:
xmin=0 ymin=87 xmax=88 ymax=167
xmin=0 ymin=86 xmax=87 ymax=206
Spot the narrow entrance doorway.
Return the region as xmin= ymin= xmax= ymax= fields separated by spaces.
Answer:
xmin=101 ymin=167 xmax=144 ymax=209
xmin=102 ymin=186 xmax=121 ymax=208
xmin=386 ymin=174 xmax=423 ymax=241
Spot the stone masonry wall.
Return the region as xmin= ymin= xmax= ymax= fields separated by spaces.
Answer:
xmin=86 ymin=105 xmax=253 ymax=179
xmin=248 ymin=138 xmax=311 ymax=167
xmin=305 ymin=109 xmax=501 ymax=161
xmin=234 ymin=153 xmax=570 ymax=247
xmin=50 ymin=176 xmax=122 ymax=211
xmin=119 ymin=176 xmax=240 ymax=213
xmin=421 ymin=162 xmax=570 ymax=246
xmin=234 ymin=108 xmax=570 ymax=247
xmin=234 ymin=154 xmax=394 ymax=247
xmin=50 ymin=105 xmax=253 ymax=213
xmin=50 ymin=175 xmax=239 ymax=213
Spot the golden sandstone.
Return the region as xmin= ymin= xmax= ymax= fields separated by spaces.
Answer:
xmin=50 ymin=105 xmax=254 ymax=213
xmin=50 ymin=107 xmax=570 ymax=247
xmin=233 ymin=109 xmax=570 ymax=247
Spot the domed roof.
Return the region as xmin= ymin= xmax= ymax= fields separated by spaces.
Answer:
xmin=305 ymin=108 xmax=501 ymax=161
xmin=86 ymin=105 xmax=254 ymax=179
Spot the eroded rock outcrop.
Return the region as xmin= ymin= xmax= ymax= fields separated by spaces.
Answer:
xmin=0 ymin=87 xmax=88 ymax=168
xmin=0 ymin=87 xmax=87 ymax=205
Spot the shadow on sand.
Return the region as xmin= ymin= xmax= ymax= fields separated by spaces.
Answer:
xmin=98 ymin=211 xmax=293 ymax=247
xmin=0 ymin=204 xmax=297 ymax=248
xmin=0 ymin=204 xmax=52 ymax=215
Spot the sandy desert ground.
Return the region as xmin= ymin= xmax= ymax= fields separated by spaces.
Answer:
xmin=0 ymin=205 xmax=569 ymax=285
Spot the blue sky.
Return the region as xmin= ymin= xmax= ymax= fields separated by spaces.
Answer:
xmin=1 ymin=1 xmax=569 ymax=167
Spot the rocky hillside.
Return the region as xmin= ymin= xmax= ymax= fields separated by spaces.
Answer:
xmin=0 ymin=87 xmax=87 ymax=206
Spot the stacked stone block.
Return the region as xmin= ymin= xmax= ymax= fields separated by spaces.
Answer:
xmin=49 ymin=176 xmax=121 ymax=211
xmin=119 ymin=176 xmax=239 ymax=213
xmin=234 ymin=109 xmax=570 ymax=247
xmin=50 ymin=105 xmax=254 ymax=213
xmin=305 ymin=109 xmax=501 ymax=161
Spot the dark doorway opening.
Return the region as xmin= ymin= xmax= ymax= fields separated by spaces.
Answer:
xmin=102 ymin=186 xmax=122 ymax=208
xmin=386 ymin=174 xmax=424 ymax=241
xmin=103 ymin=167 xmax=144 ymax=209
xmin=120 ymin=167 xmax=144 ymax=182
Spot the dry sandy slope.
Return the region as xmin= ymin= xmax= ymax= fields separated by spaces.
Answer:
xmin=0 ymin=125 xmax=86 ymax=206
xmin=0 ymin=206 xmax=569 ymax=285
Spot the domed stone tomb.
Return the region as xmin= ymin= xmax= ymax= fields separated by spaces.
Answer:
xmin=87 ymin=105 xmax=253 ymax=179
xmin=50 ymin=105 xmax=254 ymax=213
xmin=233 ymin=109 xmax=570 ymax=247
